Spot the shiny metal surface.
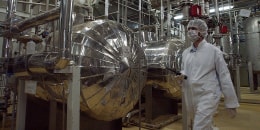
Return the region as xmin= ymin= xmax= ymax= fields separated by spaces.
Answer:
xmin=144 ymin=38 xmax=184 ymax=99
xmin=73 ymin=19 xmax=146 ymax=120
xmin=13 ymin=55 xmax=31 ymax=77
xmin=59 ymin=0 xmax=74 ymax=59
xmin=37 ymin=19 xmax=147 ymax=121
xmin=145 ymin=38 xmax=184 ymax=70
xmin=138 ymin=31 xmax=157 ymax=48
xmin=0 ymin=8 xmax=60 ymax=36
xmin=244 ymin=17 xmax=260 ymax=71
xmin=28 ymin=52 xmax=59 ymax=73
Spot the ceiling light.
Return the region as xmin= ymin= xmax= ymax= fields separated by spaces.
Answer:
xmin=210 ymin=5 xmax=234 ymax=13
xmin=174 ymin=15 xmax=183 ymax=20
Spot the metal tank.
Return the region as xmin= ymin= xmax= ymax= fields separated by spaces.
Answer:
xmin=144 ymin=38 xmax=184 ymax=98
xmin=13 ymin=20 xmax=147 ymax=121
xmin=244 ymin=17 xmax=260 ymax=71
xmin=145 ymin=38 xmax=184 ymax=70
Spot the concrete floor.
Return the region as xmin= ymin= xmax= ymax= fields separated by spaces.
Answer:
xmin=123 ymin=87 xmax=260 ymax=130
xmin=123 ymin=102 xmax=260 ymax=130
xmin=1 ymin=87 xmax=259 ymax=130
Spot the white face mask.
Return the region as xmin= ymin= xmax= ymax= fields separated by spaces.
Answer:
xmin=188 ymin=30 xmax=200 ymax=42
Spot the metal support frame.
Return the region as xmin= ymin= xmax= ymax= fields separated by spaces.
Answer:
xmin=49 ymin=100 xmax=57 ymax=130
xmin=235 ymin=65 xmax=241 ymax=101
xmin=144 ymin=86 xmax=152 ymax=122
xmin=248 ymin=61 xmax=254 ymax=92
xmin=67 ymin=66 xmax=81 ymax=130
xmin=15 ymin=80 xmax=27 ymax=130
xmin=14 ymin=66 xmax=81 ymax=130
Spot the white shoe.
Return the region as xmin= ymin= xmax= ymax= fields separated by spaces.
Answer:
xmin=213 ymin=127 xmax=219 ymax=130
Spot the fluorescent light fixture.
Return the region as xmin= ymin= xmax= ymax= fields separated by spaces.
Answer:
xmin=210 ymin=5 xmax=234 ymax=13
xmin=174 ymin=15 xmax=183 ymax=20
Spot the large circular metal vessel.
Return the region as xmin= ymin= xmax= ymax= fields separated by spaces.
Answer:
xmin=145 ymin=38 xmax=183 ymax=70
xmin=32 ymin=20 xmax=147 ymax=121
xmin=144 ymin=38 xmax=184 ymax=98
xmin=244 ymin=17 xmax=260 ymax=71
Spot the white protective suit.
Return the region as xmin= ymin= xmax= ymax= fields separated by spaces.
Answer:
xmin=181 ymin=39 xmax=239 ymax=130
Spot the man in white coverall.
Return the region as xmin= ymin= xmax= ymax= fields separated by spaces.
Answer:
xmin=181 ymin=19 xmax=239 ymax=130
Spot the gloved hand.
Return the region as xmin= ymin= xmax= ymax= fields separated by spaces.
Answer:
xmin=226 ymin=108 xmax=237 ymax=118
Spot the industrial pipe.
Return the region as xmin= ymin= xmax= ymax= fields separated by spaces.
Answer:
xmin=205 ymin=0 xmax=209 ymax=16
xmin=167 ymin=0 xmax=172 ymax=39
xmin=200 ymin=0 xmax=205 ymax=16
xmin=160 ymin=0 xmax=164 ymax=39
xmin=2 ymin=0 xmax=17 ymax=58
xmin=105 ymin=0 xmax=109 ymax=19
xmin=0 ymin=8 xmax=60 ymax=36
xmin=59 ymin=0 xmax=74 ymax=60
xmin=234 ymin=13 xmax=240 ymax=59
xmin=214 ymin=0 xmax=220 ymax=34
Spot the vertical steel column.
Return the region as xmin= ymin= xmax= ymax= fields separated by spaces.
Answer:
xmin=105 ymin=0 xmax=109 ymax=19
xmin=117 ymin=0 xmax=120 ymax=23
xmin=167 ymin=0 xmax=172 ymax=39
xmin=138 ymin=1 xmax=142 ymax=129
xmin=67 ymin=66 xmax=81 ymax=130
xmin=15 ymin=80 xmax=27 ymax=130
xmin=160 ymin=0 xmax=164 ymax=39
xmin=59 ymin=0 xmax=74 ymax=59
xmin=235 ymin=65 xmax=241 ymax=101
xmin=248 ymin=62 xmax=254 ymax=92
xmin=3 ymin=0 xmax=17 ymax=58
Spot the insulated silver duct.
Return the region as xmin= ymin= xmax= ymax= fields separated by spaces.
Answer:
xmin=144 ymin=38 xmax=184 ymax=98
xmin=145 ymin=39 xmax=184 ymax=70
xmin=0 ymin=8 xmax=60 ymax=36
xmin=20 ymin=19 xmax=147 ymax=121
xmin=59 ymin=0 xmax=74 ymax=59
xmin=68 ymin=19 xmax=147 ymax=120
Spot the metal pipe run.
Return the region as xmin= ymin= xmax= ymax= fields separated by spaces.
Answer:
xmin=167 ymin=0 xmax=172 ymax=39
xmin=214 ymin=0 xmax=220 ymax=34
xmin=160 ymin=0 xmax=164 ymax=39
xmin=59 ymin=0 xmax=74 ymax=59
xmin=0 ymin=8 xmax=60 ymax=37
xmin=105 ymin=0 xmax=109 ymax=19
xmin=2 ymin=0 xmax=18 ymax=58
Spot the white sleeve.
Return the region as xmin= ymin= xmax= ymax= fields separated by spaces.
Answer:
xmin=215 ymin=50 xmax=239 ymax=108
